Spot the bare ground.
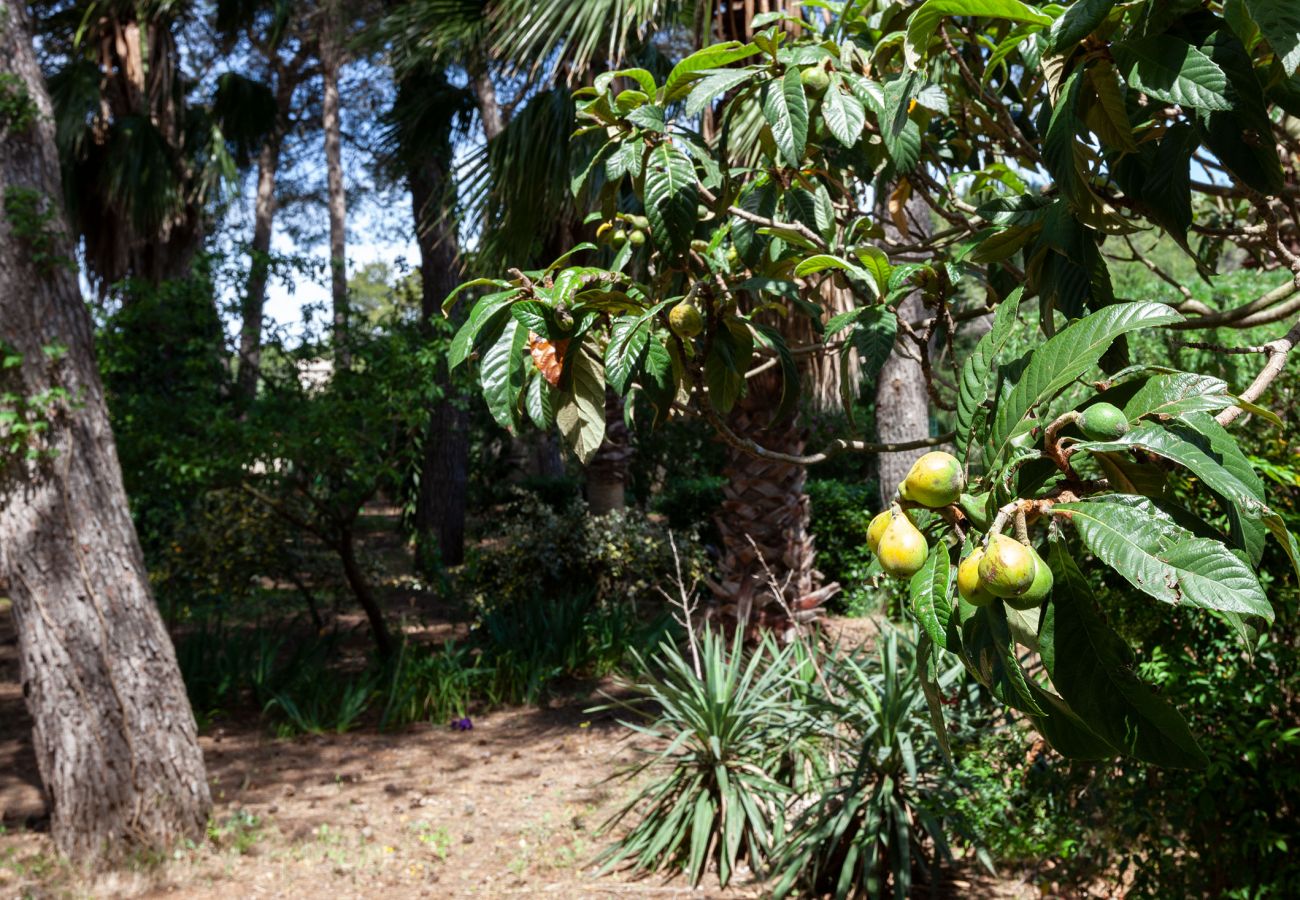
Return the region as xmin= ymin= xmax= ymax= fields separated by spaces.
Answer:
xmin=0 ymin=515 xmax=1036 ymax=898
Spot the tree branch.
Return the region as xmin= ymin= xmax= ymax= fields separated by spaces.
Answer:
xmin=1216 ymin=316 xmax=1300 ymax=426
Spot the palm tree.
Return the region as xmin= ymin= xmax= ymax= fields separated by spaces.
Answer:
xmin=390 ymin=0 xmax=887 ymax=627
xmin=38 ymin=0 xmax=230 ymax=293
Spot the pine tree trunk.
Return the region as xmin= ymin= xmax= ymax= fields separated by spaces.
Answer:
xmin=321 ymin=2 xmax=348 ymax=368
xmin=711 ymin=376 xmax=839 ymax=636
xmin=407 ymin=85 xmax=469 ymax=566
xmin=237 ymin=129 xmax=283 ymax=402
xmin=0 ymin=4 xmax=210 ymax=860
xmin=875 ymin=189 xmax=933 ymax=507
xmin=237 ymin=57 xmax=299 ymax=403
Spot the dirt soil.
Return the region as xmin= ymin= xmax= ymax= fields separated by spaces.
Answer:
xmin=0 ymin=515 xmax=1036 ymax=898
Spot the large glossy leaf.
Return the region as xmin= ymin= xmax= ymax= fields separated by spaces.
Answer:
xmin=1199 ymin=28 xmax=1287 ymax=196
xmin=986 ymin=302 xmax=1182 ymax=465
xmin=1043 ymin=70 xmax=1088 ymax=212
xmin=960 ymin=603 xmax=1044 ymax=715
xmin=762 ymin=68 xmax=808 ymax=167
xmin=1040 ymin=541 xmax=1207 ymax=767
xmin=956 ymin=290 xmax=1020 ymax=464
xmin=909 ymin=539 xmax=954 ymax=650
xmin=1073 ymin=421 xmax=1264 ymax=508
xmin=606 ymin=315 xmax=651 ymax=394
xmin=1122 ymin=372 xmax=1233 ymax=420
xmin=904 ymin=0 xmax=1052 ymax=68
xmin=555 ymin=348 xmax=606 ymax=464
xmin=1046 ymin=0 xmax=1118 ymax=55
xmin=1244 ymin=0 xmax=1300 ymax=75
xmin=1055 ymin=496 xmax=1272 ymax=621
xmin=685 ymin=68 xmax=757 ymax=118
xmin=822 ymin=76 xmax=866 ymax=147
xmin=751 ymin=323 xmax=800 ymax=423
xmin=480 ymin=319 xmax=527 ymax=429
xmin=663 ymin=42 xmax=760 ymax=102
xmin=704 ymin=320 xmax=752 ymax=415
xmin=448 ymin=289 xmax=518 ymax=369
xmin=525 ymin=373 xmax=555 ymax=429
xmin=644 ymin=142 xmax=698 ymax=255
xmin=1111 ymin=37 xmax=1232 ymax=111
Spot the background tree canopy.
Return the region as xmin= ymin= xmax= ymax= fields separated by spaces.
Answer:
xmin=0 ymin=0 xmax=1299 ymax=896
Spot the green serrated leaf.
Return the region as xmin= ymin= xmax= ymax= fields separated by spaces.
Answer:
xmin=555 ymin=349 xmax=607 ymax=464
xmin=957 ymin=294 xmax=1021 ymax=467
xmin=763 ymin=68 xmax=809 ymax=166
xmin=664 ymin=42 xmax=761 ymax=102
xmin=1055 ymin=496 xmax=1272 ymax=621
xmin=644 ymin=142 xmax=698 ymax=255
xmin=1244 ymin=0 xmax=1300 ymax=75
xmin=986 ymin=302 xmax=1182 ymax=466
xmin=822 ymin=75 xmax=866 ymax=147
xmin=1041 ymin=539 xmax=1208 ymax=767
xmin=905 ymin=0 xmax=1052 ymax=68
xmin=1112 ymin=36 xmax=1232 ymax=111
xmin=909 ymin=540 xmax=953 ymax=649
xmin=480 ymin=319 xmax=528 ymax=429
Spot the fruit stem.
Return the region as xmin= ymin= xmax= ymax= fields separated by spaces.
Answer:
xmin=986 ymin=500 xmax=1024 ymax=545
xmin=1014 ymin=507 xmax=1030 ymax=544
xmin=1043 ymin=411 xmax=1082 ymax=473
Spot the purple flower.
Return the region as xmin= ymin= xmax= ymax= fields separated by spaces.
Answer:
xmin=450 ymin=717 xmax=473 ymax=731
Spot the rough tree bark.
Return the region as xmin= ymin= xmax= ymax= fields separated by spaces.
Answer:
xmin=874 ymin=188 xmax=934 ymax=508
xmin=711 ymin=373 xmax=839 ymax=637
xmin=0 ymin=3 xmax=210 ymax=861
xmin=320 ymin=1 xmax=349 ymax=368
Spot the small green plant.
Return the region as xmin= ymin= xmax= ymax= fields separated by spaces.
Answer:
xmin=410 ymin=821 xmax=451 ymax=860
xmin=0 ymin=73 xmax=38 ymax=133
xmin=380 ymin=638 xmax=487 ymax=729
xmin=207 ymin=808 xmax=263 ymax=855
xmin=3 ymin=188 xmax=72 ymax=275
xmin=593 ymin=629 xmax=811 ymax=887
xmin=771 ymin=629 xmax=989 ymax=899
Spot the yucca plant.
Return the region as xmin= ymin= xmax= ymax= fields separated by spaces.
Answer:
xmin=771 ymin=628 xmax=987 ymax=899
xmin=592 ymin=628 xmax=812 ymax=887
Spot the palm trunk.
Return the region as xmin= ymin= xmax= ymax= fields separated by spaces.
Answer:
xmin=0 ymin=4 xmax=209 ymax=859
xmin=321 ymin=2 xmax=348 ymax=368
xmin=711 ymin=376 xmax=839 ymax=636
xmin=874 ymin=189 xmax=934 ymax=508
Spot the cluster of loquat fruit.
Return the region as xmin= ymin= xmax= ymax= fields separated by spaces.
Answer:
xmin=866 ymin=451 xmax=1053 ymax=611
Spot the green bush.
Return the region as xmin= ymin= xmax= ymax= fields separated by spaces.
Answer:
xmin=772 ymin=629 xmax=989 ymax=899
xmin=806 ymin=479 xmax=880 ymax=615
xmin=464 ymin=490 xmax=710 ymax=610
xmin=594 ymin=630 xmax=813 ymax=886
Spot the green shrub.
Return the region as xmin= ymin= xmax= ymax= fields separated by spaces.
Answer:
xmin=464 ymin=491 xmax=710 ymax=610
xmin=805 ymin=479 xmax=880 ymax=615
xmin=650 ymin=476 xmax=725 ymax=545
xmin=772 ymin=629 xmax=989 ymax=899
xmin=594 ymin=629 xmax=812 ymax=886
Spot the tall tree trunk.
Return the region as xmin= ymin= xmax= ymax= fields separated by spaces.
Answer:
xmin=237 ymin=129 xmax=283 ymax=402
xmin=586 ymin=390 xmax=632 ymax=515
xmin=237 ymin=59 xmax=299 ymax=403
xmin=0 ymin=4 xmax=210 ymax=860
xmin=321 ymin=2 xmax=348 ymax=368
xmin=875 ymin=188 xmax=933 ymax=508
xmin=407 ymin=91 xmax=469 ymax=566
xmin=711 ymin=376 xmax=839 ymax=636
